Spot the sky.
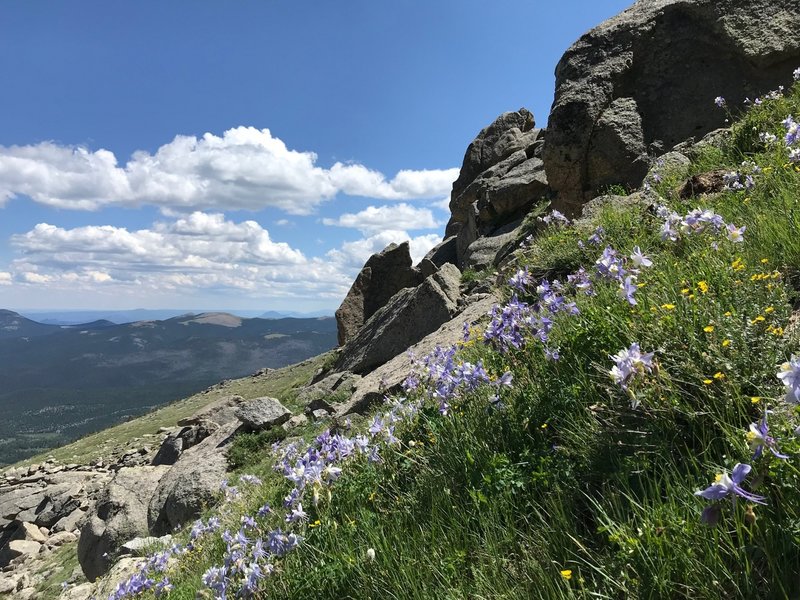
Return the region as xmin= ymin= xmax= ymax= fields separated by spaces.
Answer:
xmin=0 ymin=0 xmax=632 ymax=314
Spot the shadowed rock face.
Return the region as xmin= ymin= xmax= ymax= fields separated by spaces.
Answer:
xmin=544 ymin=0 xmax=800 ymax=213
xmin=77 ymin=466 xmax=170 ymax=581
xmin=334 ymin=242 xmax=422 ymax=346
xmin=335 ymin=264 xmax=463 ymax=375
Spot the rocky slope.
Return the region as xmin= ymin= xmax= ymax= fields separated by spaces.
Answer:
xmin=2 ymin=0 xmax=800 ymax=598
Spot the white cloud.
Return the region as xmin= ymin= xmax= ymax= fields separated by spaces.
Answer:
xmin=325 ymin=229 xmax=441 ymax=269
xmin=322 ymin=203 xmax=439 ymax=235
xmin=6 ymin=210 xmax=447 ymax=308
xmin=0 ymin=128 xmax=458 ymax=214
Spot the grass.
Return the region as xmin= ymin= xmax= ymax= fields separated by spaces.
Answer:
xmin=33 ymin=542 xmax=84 ymax=599
xmin=54 ymin=79 xmax=800 ymax=598
xmin=7 ymin=353 xmax=329 ymax=469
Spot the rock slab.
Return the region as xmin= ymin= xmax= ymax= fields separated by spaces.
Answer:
xmin=77 ymin=465 xmax=170 ymax=581
xmin=335 ymin=263 xmax=463 ymax=375
xmin=544 ymin=0 xmax=800 ymax=211
xmin=334 ymin=241 xmax=422 ymax=345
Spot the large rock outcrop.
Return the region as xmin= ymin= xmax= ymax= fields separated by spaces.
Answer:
xmin=147 ymin=421 xmax=237 ymax=536
xmin=446 ymin=109 xmax=549 ymax=267
xmin=77 ymin=466 xmax=169 ymax=581
xmin=544 ymin=0 xmax=800 ymax=212
xmin=335 ymin=242 xmax=423 ymax=345
xmin=335 ymin=264 xmax=463 ymax=375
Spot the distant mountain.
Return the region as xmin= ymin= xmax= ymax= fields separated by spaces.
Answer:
xmin=0 ymin=310 xmax=337 ymax=465
xmin=0 ymin=309 xmax=63 ymax=339
xmin=259 ymin=310 xmax=332 ymax=319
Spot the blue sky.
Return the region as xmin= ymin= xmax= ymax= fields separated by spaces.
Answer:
xmin=0 ymin=1 xmax=631 ymax=313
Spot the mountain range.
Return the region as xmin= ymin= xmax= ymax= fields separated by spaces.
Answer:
xmin=0 ymin=309 xmax=337 ymax=465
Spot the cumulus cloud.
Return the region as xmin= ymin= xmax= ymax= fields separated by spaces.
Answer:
xmin=6 ymin=212 xmax=443 ymax=306
xmin=322 ymin=203 xmax=440 ymax=235
xmin=11 ymin=212 xmax=306 ymax=272
xmin=325 ymin=229 xmax=441 ymax=270
xmin=0 ymin=128 xmax=458 ymax=214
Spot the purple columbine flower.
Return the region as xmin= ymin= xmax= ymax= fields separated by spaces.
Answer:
xmin=630 ymin=246 xmax=652 ymax=268
xmin=286 ymin=503 xmax=308 ymax=523
xmin=618 ymin=275 xmax=638 ymax=306
xmin=714 ymin=96 xmax=726 ymax=108
xmin=794 ymin=67 xmax=800 ymax=81
xmin=695 ymin=463 xmax=766 ymax=505
xmin=726 ymin=223 xmax=745 ymax=243
xmin=747 ymin=413 xmax=789 ymax=460
xmin=610 ymin=343 xmax=654 ymax=389
xmin=777 ymin=355 xmax=800 ymax=403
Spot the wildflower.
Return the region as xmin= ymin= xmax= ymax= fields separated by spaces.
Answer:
xmin=239 ymin=474 xmax=262 ymax=486
xmin=725 ymin=223 xmax=746 ymax=243
xmin=703 ymin=325 xmax=714 ymax=333
xmin=609 ymin=343 xmax=654 ymax=390
xmin=747 ymin=413 xmax=788 ymax=459
xmin=540 ymin=210 xmax=571 ymax=226
xmin=366 ymin=548 xmax=376 ymax=562
xmin=560 ymin=569 xmax=573 ymax=581
xmin=714 ymin=96 xmax=726 ymax=108
xmin=713 ymin=371 xmax=725 ymax=380
xmin=703 ymin=379 xmax=713 ymax=385
xmin=794 ymin=67 xmax=800 ymax=81
xmin=722 ymin=339 xmax=731 ymax=347
xmin=760 ymin=132 xmax=778 ymax=145
xmin=630 ymin=246 xmax=653 ymax=268
xmin=697 ymin=281 xmax=709 ymax=294
xmin=695 ymin=463 xmax=766 ymax=505
xmin=777 ymin=355 xmax=800 ymax=403
xmin=286 ymin=503 xmax=308 ymax=523
xmin=587 ymin=226 xmax=604 ymax=245
xmin=596 ymin=246 xmax=625 ymax=280
xmin=618 ymin=275 xmax=638 ymax=306
xmin=789 ymin=148 xmax=800 ymax=163
xmin=751 ymin=396 xmax=761 ymax=404
xmin=661 ymin=303 xmax=675 ymax=310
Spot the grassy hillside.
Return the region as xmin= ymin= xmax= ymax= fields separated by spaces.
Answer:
xmin=0 ymin=315 xmax=336 ymax=465
xmin=67 ymin=77 xmax=800 ymax=599
xmin=15 ymin=353 xmax=328 ymax=469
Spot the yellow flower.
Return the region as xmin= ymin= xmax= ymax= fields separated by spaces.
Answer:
xmin=731 ymin=258 xmax=745 ymax=271
xmin=681 ymin=288 xmax=690 ymax=295
xmin=560 ymin=569 xmax=573 ymax=581
xmin=637 ymin=282 xmax=647 ymax=288
xmin=751 ymin=315 xmax=766 ymax=324
xmin=697 ymin=281 xmax=709 ymax=294
xmin=722 ymin=339 xmax=731 ymax=347
xmin=751 ymin=396 xmax=761 ymax=404
xmin=703 ymin=325 xmax=714 ymax=333
xmin=688 ymin=294 xmax=695 ymax=300
xmin=703 ymin=379 xmax=713 ymax=385
xmin=724 ymin=311 xmax=732 ymax=317
xmin=773 ymin=326 xmax=784 ymax=337
xmin=761 ymin=258 xmax=769 ymax=264
xmin=713 ymin=372 xmax=725 ymax=380
xmin=765 ymin=306 xmax=775 ymax=314
xmin=661 ymin=303 xmax=676 ymax=310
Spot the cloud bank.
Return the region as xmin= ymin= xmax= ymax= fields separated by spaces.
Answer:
xmin=0 ymin=127 xmax=459 ymax=214
xmin=8 ymin=212 xmax=441 ymax=304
